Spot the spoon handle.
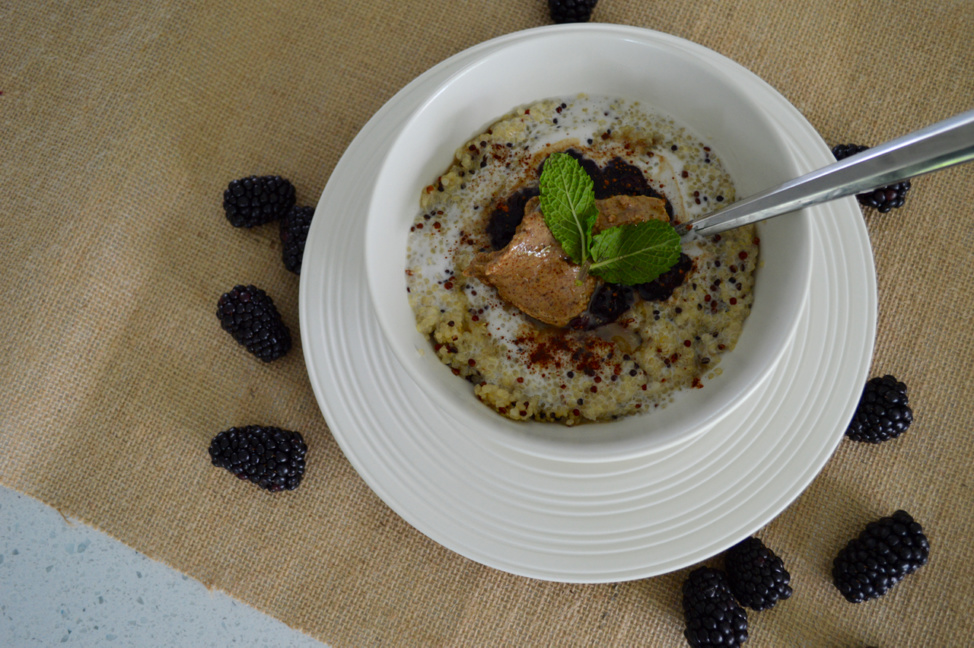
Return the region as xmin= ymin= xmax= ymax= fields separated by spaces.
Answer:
xmin=677 ymin=109 xmax=974 ymax=239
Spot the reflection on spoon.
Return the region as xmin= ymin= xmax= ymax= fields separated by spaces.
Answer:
xmin=677 ymin=109 xmax=974 ymax=240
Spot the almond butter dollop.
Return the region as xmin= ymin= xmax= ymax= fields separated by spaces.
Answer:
xmin=465 ymin=194 xmax=669 ymax=327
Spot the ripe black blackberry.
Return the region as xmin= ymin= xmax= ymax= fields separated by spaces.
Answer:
xmin=724 ymin=537 xmax=793 ymax=610
xmin=209 ymin=425 xmax=307 ymax=492
xmin=548 ymin=0 xmax=598 ymax=24
xmin=831 ymin=144 xmax=912 ymax=212
xmin=682 ymin=567 xmax=748 ymax=648
xmin=280 ymin=205 xmax=315 ymax=274
xmin=486 ymin=186 xmax=539 ymax=250
xmin=223 ymin=175 xmax=296 ymax=227
xmin=570 ymin=283 xmax=634 ymax=329
xmin=845 ymin=375 xmax=913 ymax=443
xmin=636 ymin=253 xmax=693 ymax=301
xmin=216 ymin=285 xmax=291 ymax=362
xmin=832 ymin=510 xmax=929 ymax=603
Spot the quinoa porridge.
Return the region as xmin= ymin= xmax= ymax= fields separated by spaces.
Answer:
xmin=405 ymin=95 xmax=759 ymax=424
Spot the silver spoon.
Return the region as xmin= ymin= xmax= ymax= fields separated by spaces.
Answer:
xmin=676 ymin=109 xmax=974 ymax=240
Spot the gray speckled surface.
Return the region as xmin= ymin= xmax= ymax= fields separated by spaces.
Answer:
xmin=0 ymin=486 xmax=327 ymax=648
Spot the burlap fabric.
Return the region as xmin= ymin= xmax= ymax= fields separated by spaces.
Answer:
xmin=2 ymin=1 xmax=972 ymax=646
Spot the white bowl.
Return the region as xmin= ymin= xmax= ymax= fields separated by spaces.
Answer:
xmin=365 ymin=28 xmax=812 ymax=459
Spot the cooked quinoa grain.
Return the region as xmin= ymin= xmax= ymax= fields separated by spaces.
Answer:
xmin=406 ymin=95 xmax=758 ymax=424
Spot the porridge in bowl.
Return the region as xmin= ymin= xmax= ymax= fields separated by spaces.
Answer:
xmin=405 ymin=95 xmax=758 ymax=424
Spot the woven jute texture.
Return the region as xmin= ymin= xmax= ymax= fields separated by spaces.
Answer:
xmin=2 ymin=1 xmax=972 ymax=646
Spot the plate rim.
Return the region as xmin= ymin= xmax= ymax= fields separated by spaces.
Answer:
xmin=299 ymin=24 xmax=876 ymax=582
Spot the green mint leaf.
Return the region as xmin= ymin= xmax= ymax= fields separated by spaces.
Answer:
xmin=589 ymin=220 xmax=682 ymax=285
xmin=539 ymin=152 xmax=597 ymax=265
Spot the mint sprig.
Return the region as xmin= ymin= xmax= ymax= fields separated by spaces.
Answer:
xmin=590 ymin=221 xmax=681 ymax=285
xmin=539 ymin=152 xmax=598 ymax=265
xmin=539 ymin=152 xmax=681 ymax=285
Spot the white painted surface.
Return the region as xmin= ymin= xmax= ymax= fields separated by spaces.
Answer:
xmin=0 ymin=486 xmax=327 ymax=648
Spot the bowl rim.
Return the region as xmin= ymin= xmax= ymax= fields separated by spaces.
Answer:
xmin=363 ymin=24 xmax=814 ymax=460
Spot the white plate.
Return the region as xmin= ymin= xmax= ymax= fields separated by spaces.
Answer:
xmin=299 ymin=25 xmax=876 ymax=582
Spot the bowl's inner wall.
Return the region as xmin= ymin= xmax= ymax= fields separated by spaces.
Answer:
xmin=366 ymin=32 xmax=811 ymax=457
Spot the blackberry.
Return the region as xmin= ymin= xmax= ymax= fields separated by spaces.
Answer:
xmin=223 ymin=175 xmax=296 ymax=227
xmin=548 ymin=0 xmax=598 ymax=23
xmin=831 ymin=144 xmax=911 ymax=213
xmin=569 ymin=283 xmax=633 ymax=329
xmin=845 ymin=375 xmax=913 ymax=443
xmin=216 ymin=285 xmax=291 ymax=362
xmin=209 ymin=425 xmax=307 ymax=492
xmin=682 ymin=567 xmax=749 ymax=648
xmin=560 ymin=150 xmax=673 ymax=216
xmin=832 ymin=510 xmax=929 ymax=603
xmin=636 ymin=253 xmax=693 ymax=301
xmin=280 ymin=205 xmax=314 ymax=274
xmin=486 ymin=186 xmax=539 ymax=250
xmin=595 ymin=157 xmax=669 ymax=212
xmin=724 ymin=537 xmax=793 ymax=610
